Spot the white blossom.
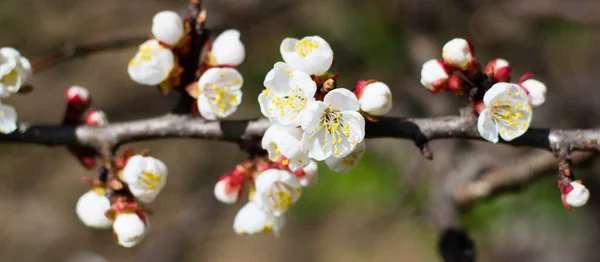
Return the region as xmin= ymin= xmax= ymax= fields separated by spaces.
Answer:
xmin=128 ymin=40 xmax=175 ymax=86
xmin=261 ymin=124 xmax=309 ymax=171
xmin=297 ymin=160 xmax=318 ymax=187
xmin=252 ymin=169 xmax=302 ymax=216
xmin=75 ymin=190 xmax=113 ymax=229
xmin=477 ymin=83 xmax=532 ymax=143
xmin=211 ymin=29 xmax=245 ymax=66
xmin=566 ymin=182 xmax=590 ymax=208
xmin=520 ymin=79 xmax=547 ymax=108
xmin=259 ymin=62 xmax=317 ymax=126
xmin=420 ymin=59 xmax=449 ymax=92
xmin=0 ymin=103 xmax=17 ymax=134
xmin=196 ymin=67 xmax=243 ymax=120
xmin=357 ymin=81 xmax=392 ymax=116
xmin=214 ymin=178 xmax=241 ymax=204
xmin=300 ymin=89 xmax=366 ymax=161
xmin=122 ymin=155 xmax=168 ymax=203
xmin=280 ymin=36 xmax=333 ymax=75
xmin=233 ymin=202 xmax=285 ymax=236
xmin=112 ymin=213 xmax=148 ymax=248
xmin=151 ymin=11 xmax=185 ymax=47
xmin=325 ymin=140 xmax=366 ymax=173
xmin=0 ymin=47 xmax=32 ymax=97
xmin=442 ymin=38 xmax=474 ymax=70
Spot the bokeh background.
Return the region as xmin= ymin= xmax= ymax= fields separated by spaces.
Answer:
xmin=2 ymin=0 xmax=600 ymax=261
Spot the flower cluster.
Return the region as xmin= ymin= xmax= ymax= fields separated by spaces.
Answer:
xmin=75 ymin=149 xmax=168 ymax=247
xmin=258 ymin=36 xmax=392 ymax=173
xmin=419 ymin=38 xmax=548 ymax=143
xmin=0 ymin=47 xmax=32 ymax=134
xmin=127 ymin=11 xmax=246 ymax=120
xmin=214 ymin=157 xmax=318 ymax=235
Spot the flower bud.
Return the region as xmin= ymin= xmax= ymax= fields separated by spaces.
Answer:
xmin=66 ymin=85 xmax=91 ymax=108
xmin=211 ymin=29 xmax=246 ymax=66
xmin=294 ymin=160 xmax=318 ymax=187
xmin=75 ymin=190 xmax=113 ymax=229
xmin=420 ymin=59 xmax=450 ymax=92
xmin=565 ymin=182 xmax=590 ymax=208
xmin=355 ymin=81 xmax=392 ymax=116
xmin=0 ymin=47 xmax=32 ymax=97
xmin=0 ymin=103 xmax=17 ymax=134
xmin=112 ymin=213 xmax=148 ymax=248
xmin=519 ymin=78 xmax=546 ymax=108
xmin=442 ymin=38 xmax=475 ymax=70
xmin=214 ymin=175 xmax=243 ymax=204
xmin=484 ymin=58 xmax=511 ymax=83
xmin=151 ymin=11 xmax=185 ymax=47
xmin=233 ymin=202 xmax=285 ymax=236
xmin=85 ymin=110 xmax=108 ymax=126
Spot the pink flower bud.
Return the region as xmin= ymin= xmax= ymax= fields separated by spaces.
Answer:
xmin=519 ymin=77 xmax=546 ymax=108
xmin=442 ymin=38 xmax=475 ymax=70
xmin=214 ymin=173 xmax=243 ymax=204
xmin=66 ymin=85 xmax=91 ymax=107
xmin=420 ymin=59 xmax=450 ymax=93
xmin=85 ymin=110 xmax=108 ymax=126
xmin=484 ymin=58 xmax=511 ymax=83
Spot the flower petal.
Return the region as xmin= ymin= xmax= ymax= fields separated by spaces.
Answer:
xmin=483 ymin=82 xmax=510 ymax=107
xmin=477 ymin=109 xmax=498 ymax=143
xmin=0 ymin=103 xmax=17 ymax=134
xmin=325 ymin=141 xmax=366 ymax=173
xmin=300 ymin=101 xmax=327 ymax=132
xmin=324 ymin=88 xmax=360 ymax=111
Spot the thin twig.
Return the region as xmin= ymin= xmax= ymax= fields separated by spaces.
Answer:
xmin=31 ymin=36 xmax=147 ymax=72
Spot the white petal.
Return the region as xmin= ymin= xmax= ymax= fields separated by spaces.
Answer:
xmin=441 ymin=38 xmax=473 ymax=70
xmin=0 ymin=103 xmax=17 ymax=134
xmin=152 ymin=11 xmax=185 ymax=46
xmin=477 ymin=109 xmax=498 ymax=143
xmin=483 ymin=82 xmax=510 ymax=107
xmin=253 ymin=169 xmax=301 ymax=216
xmin=212 ymin=29 xmax=246 ymax=66
xmin=76 ymin=190 xmax=113 ymax=229
xmin=280 ymin=36 xmax=333 ymax=75
xmin=197 ymin=94 xmax=217 ymax=120
xmin=214 ymin=179 xmax=239 ymax=204
xmin=324 ymin=88 xmax=360 ymax=111
xmin=325 ymin=141 xmax=366 ymax=173
xmin=113 ymin=213 xmax=147 ymax=248
xmin=233 ymin=202 xmax=285 ymax=235
xmin=302 ymin=128 xmax=331 ymax=161
xmin=198 ymin=68 xmax=244 ymax=119
xmin=297 ymin=160 xmax=318 ymax=187
xmin=566 ymin=182 xmax=590 ymax=208
xmin=287 ymin=153 xmax=310 ymax=172
xmin=127 ymin=40 xmax=175 ymax=86
xmin=122 ymin=155 xmax=168 ymax=203
xmin=300 ymin=101 xmax=327 ymax=132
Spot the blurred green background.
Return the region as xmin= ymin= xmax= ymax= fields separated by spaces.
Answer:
xmin=2 ymin=0 xmax=600 ymax=261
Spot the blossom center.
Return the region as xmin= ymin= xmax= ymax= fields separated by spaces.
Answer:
xmin=128 ymin=46 xmax=156 ymax=67
xmin=294 ymin=39 xmax=320 ymax=57
xmin=1 ymin=70 xmax=18 ymax=85
xmin=136 ymin=171 xmax=161 ymax=190
xmin=310 ymin=106 xmax=356 ymax=156
xmin=490 ymin=92 xmax=530 ymax=135
xmin=269 ymin=85 xmax=308 ymax=120
xmin=265 ymin=181 xmax=300 ymax=213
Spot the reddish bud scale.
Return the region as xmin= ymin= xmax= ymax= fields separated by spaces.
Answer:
xmin=447 ymin=75 xmax=466 ymax=95
xmin=64 ymin=86 xmax=92 ymax=124
xmin=352 ymin=79 xmax=377 ymax=98
xmin=518 ymin=72 xmax=535 ymax=84
xmin=293 ymin=169 xmax=306 ymax=178
xmin=558 ymin=181 xmax=575 ymax=211
xmin=472 ymin=100 xmax=485 ymax=115
xmin=484 ymin=59 xmax=511 ymax=83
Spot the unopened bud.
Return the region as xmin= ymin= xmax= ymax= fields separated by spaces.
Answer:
xmin=442 ymin=38 xmax=475 ymax=70
xmin=447 ymin=74 xmax=468 ymax=95
xmin=85 ymin=110 xmax=109 ymax=126
xmin=66 ymin=85 xmax=91 ymax=107
xmin=112 ymin=212 xmax=148 ymax=248
xmin=152 ymin=11 xmax=185 ymax=47
xmin=565 ymin=181 xmax=589 ymax=208
xmin=214 ymin=175 xmax=242 ymax=204
xmin=75 ymin=190 xmax=113 ymax=229
xmin=322 ymin=78 xmax=336 ymax=92
xmin=484 ymin=58 xmax=511 ymax=83
xmin=355 ymin=81 xmax=392 ymax=115
xmin=519 ymin=78 xmax=546 ymax=108
xmin=211 ymin=29 xmax=245 ymax=66
xmin=420 ymin=59 xmax=450 ymax=93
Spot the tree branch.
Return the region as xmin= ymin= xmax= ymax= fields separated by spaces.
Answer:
xmin=2 ymin=114 xmax=600 ymax=157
